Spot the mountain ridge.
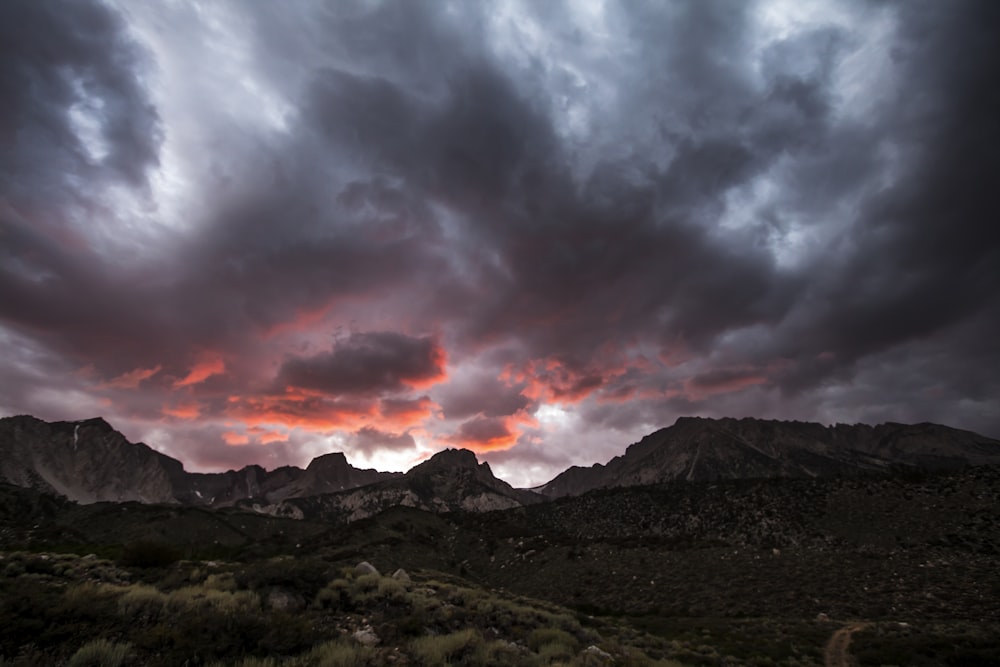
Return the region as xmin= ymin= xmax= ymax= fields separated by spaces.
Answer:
xmin=2 ymin=414 xmax=999 ymax=517
xmin=0 ymin=415 xmax=399 ymax=507
xmin=538 ymin=415 xmax=1000 ymax=497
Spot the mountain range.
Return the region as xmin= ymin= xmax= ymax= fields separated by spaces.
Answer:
xmin=1 ymin=413 xmax=998 ymax=520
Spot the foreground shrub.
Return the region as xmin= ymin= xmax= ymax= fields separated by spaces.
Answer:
xmin=306 ymin=638 xmax=375 ymax=667
xmin=117 ymin=584 xmax=165 ymax=621
xmin=527 ymin=627 xmax=580 ymax=653
xmin=410 ymin=629 xmax=481 ymax=666
xmin=67 ymin=639 xmax=131 ymax=667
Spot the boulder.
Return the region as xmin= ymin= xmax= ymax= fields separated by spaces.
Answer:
xmin=266 ymin=588 xmax=305 ymax=612
xmin=391 ymin=568 xmax=411 ymax=583
xmin=354 ymin=561 xmax=379 ymax=576
xmin=353 ymin=626 xmax=379 ymax=646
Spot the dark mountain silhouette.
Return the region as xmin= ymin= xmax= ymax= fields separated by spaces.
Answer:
xmin=0 ymin=415 xmax=397 ymax=506
xmin=3 ymin=414 xmax=998 ymax=519
xmin=537 ymin=416 xmax=1000 ymax=497
xmin=249 ymin=447 xmax=544 ymax=522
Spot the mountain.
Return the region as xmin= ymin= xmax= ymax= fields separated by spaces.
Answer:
xmin=0 ymin=415 xmax=397 ymax=506
xmin=5 ymin=413 xmax=999 ymax=518
xmin=250 ymin=447 xmax=544 ymax=522
xmin=538 ymin=416 xmax=1000 ymax=497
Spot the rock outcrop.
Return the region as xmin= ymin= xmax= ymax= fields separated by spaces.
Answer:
xmin=260 ymin=448 xmax=545 ymax=522
xmin=538 ymin=416 xmax=1000 ymax=497
xmin=0 ymin=415 xmax=398 ymax=506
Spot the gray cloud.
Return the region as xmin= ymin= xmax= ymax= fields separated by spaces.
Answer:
xmin=1 ymin=0 xmax=997 ymax=486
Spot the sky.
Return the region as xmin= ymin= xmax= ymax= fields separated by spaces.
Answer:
xmin=1 ymin=0 xmax=998 ymax=487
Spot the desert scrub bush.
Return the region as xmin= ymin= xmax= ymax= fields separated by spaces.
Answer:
xmin=207 ymin=658 xmax=281 ymax=667
xmin=204 ymin=572 xmax=238 ymax=591
xmin=473 ymin=639 xmax=532 ymax=666
xmin=349 ymin=572 xmax=382 ymax=598
xmin=528 ymin=628 xmax=580 ymax=654
xmin=377 ymin=575 xmax=407 ymax=600
xmin=119 ymin=540 xmax=181 ymax=568
xmin=409 ymin=628 xmax=481 ymax=666
xmin=314 ymin=578 xmax=353 ymax=610
xmin=165 ymin=585 xmax=260 ymax=615
xmin=304 ymin=638 xmax=375 ymax=667
xmin=117 ymin=584 xmax=166 ymax=621
xmin=67 ymin=639 xmax=131 ymax=667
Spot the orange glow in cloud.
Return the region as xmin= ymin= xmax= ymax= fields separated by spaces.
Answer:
xmin=227 ymin=392 xmax=379 ymax=432
xmin=447 ymin=413 xmax=537 ymax=452
xmin=402 ymin=344 xmax=448 ymax=390
xmin=163 ymin=402 xmax=201 ymax=419
xmin=520 ymin=358 xmax=605 ymax=404
xmin=107 ymin=365 xmax=162 ymax=389
xmin=174 ymin=354 xmax=225 ymax=387
xmin=222 ymin=431 xmax=250 ymax=445
xmin=379 ymin=396 xmax=439 ymax=429
xmin=262 ymin=301 xmax=338 ymax=339
xmin=248 ymin=426 xmax=289 ymax=444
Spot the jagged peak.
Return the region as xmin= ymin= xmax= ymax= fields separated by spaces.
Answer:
xmin=306 ymin=452 xmax=349 ymax=471
xmin=414 ymin=448 xmax=481 ymax=471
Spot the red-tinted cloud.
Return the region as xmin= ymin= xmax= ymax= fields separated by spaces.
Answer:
xmin=106 ymin=365 xmax=161 ymax=389
xmin=163 ymin=402 xmax=201 ymax=419
xmin=379 ymin=395 xmax=438 ymax=428
xmin=227 ymin=390 xmax=378 ymax=432
xmin=222 ymin=430 xmax=250 ymax=445
xmin=447 ymin=412 xmax=538 ymax=452
xmin=174 ymin=354 xmax=225 ymax=387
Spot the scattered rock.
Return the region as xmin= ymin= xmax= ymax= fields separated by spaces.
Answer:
xmin=353 ymin=626 xmax=379 ymax=646
xmin=391 ymin=568 xmax=411 ymax=582
xmin=816 ymin=612 xmax=830 ymax=622
xmin=583 ymin=645 xmax=613 ymax=662
xmin=266 ymin=588 xmax=304 ymax=612
xmin=355 ymin=561 xmax=380 ymax=576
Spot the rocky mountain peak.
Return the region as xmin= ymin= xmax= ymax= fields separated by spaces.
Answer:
xmin=306 ymin=452 xmax=350 ymax=472
xmin=540 ymin=416 xmax=1000 ymax=498
xmin=415 ymin=448 xmax=482 ymax=472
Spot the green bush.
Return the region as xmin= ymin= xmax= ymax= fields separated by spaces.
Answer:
xmin=67 ymin=639 xmax=131 ymax=667
xmin=409 ymin=628 xmax=481 ymax=666
xmin=117 ymin=584 xmax=165 ymax=621
xmin=307 ymin=638 xmax=375 ymax=667
xmin=527 ymin=628 xmax=579 ymax=653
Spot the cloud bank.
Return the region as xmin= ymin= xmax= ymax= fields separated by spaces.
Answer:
xmin=1 ymin=0 xmax=997 ymax=486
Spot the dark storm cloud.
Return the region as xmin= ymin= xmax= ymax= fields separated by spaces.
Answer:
xmin=436 ymin=372 xmax=532 ymax=420
xmin=2 ymin=0 xmax=998 ymax=483
xmin=769 ymin=0 xmax=1000 ymax=392
xmin=0 ymin=0 xmax=161 ymax=202
xmin=276 ymin=332 xmax=445 ymax=396
xmin=450 ymin=416 xmax=514 ymax=448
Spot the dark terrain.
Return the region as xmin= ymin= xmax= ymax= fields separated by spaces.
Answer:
xmin=1 ymin=415 xmax=999 ymax=665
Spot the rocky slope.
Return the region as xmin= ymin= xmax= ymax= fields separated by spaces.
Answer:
xmin=538 ymin=416 xmax=1000 ymax=497
xmin=251 ymin=448 xmax=544 ymax=522
xmin=0 ymin=415 xmax=397 ymax=506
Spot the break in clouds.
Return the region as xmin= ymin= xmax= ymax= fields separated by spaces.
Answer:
xmin=1 ymin=0 xmax=998 ymax=486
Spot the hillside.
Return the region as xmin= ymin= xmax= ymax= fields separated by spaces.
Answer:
xmin=249 ymin=448 xmax=545 ymax=522
xmin=2 ymin=465 xmax=999 ymax=665
xmin=539 ymin=416 xmax=1000 ymax=497
xmin=0 ymin=415 xmax=398 ymax=506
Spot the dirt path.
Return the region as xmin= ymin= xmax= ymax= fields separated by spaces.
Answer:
xmin=824 ymin=622 xmax=870 ymax=667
